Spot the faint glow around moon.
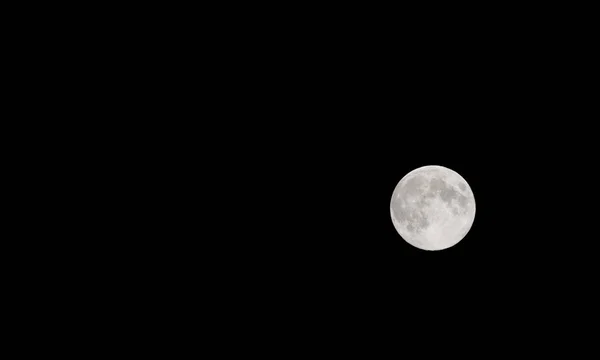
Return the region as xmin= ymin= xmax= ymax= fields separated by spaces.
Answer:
xmin=390 ymin=165 xmax=476 ymax=251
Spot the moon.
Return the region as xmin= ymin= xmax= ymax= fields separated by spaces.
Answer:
xmin=390 ymin=165 xmax=476 ymax=251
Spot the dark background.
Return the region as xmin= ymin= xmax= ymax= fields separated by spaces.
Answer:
xmin=201 ymin=12 xmax=599 ymax=332
xmin=73 ymin=9 xmax=595 ymax=344
xmin=6 ymin=3 xmax=598 ymax=353
xmin=26 ymin=4 xmax=592 ymax=345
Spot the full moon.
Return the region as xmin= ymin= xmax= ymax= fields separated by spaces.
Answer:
xmin=390 ymin=165 xmax=475 ymax=251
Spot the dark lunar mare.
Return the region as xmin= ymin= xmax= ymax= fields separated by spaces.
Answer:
xmin=429 ymin=177 xmax=457 ymax=204
xmin=428 ymin=177 xmax=470 ymax=214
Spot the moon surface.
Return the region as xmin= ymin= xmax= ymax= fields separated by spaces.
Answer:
xmin=390 ymin=165 xmax=475 ymax=251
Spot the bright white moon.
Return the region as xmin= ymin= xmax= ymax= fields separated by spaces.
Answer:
xmin=390 ymin=165 xmax=475 ymax=251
